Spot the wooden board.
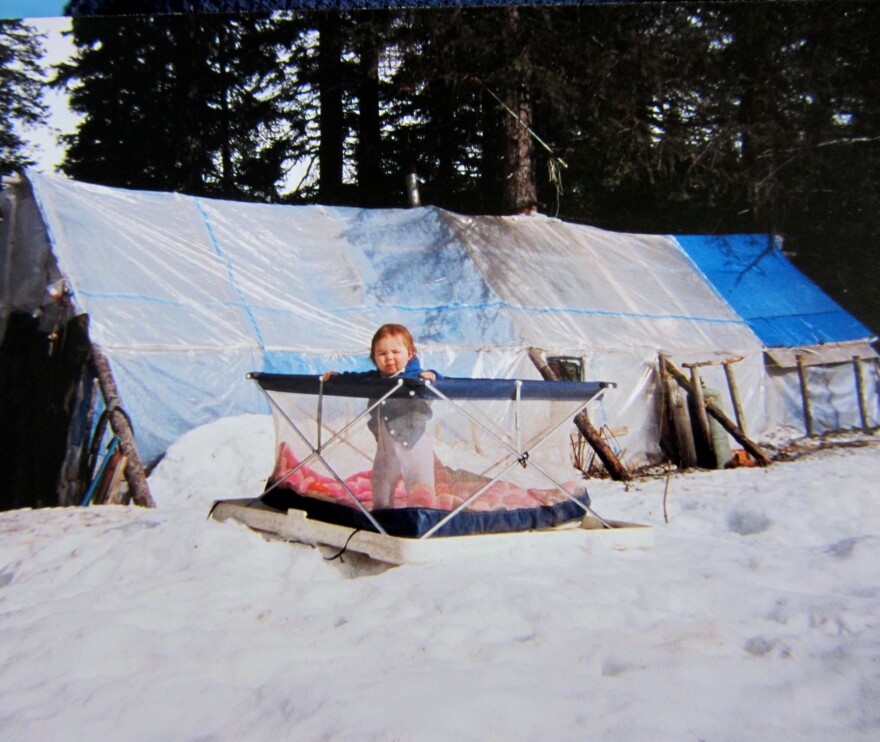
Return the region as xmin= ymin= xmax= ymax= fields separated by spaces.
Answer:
xmin=209 ymin=499 xmax=654 ymax=565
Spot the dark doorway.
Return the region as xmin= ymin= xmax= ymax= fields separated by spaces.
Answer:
xmin=0 ymin=312 xmax=92 ymax=510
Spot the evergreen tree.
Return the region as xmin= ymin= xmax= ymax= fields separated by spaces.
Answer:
xmin=55 ymin=10 xmax=304 ymax=200
xmin=315 ymin=11 xmax=347 ymax=204
xmin=352 ymin=10 xmax=392 ymax=207
xmin=391 ymin=7 xmax=535 ymax=214
xmin=0 ymin=20 xmax=49 ymax=176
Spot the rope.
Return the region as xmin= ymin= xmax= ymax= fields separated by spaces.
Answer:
xmin=324 ymin=528 xmax=362 ymax=562
xmin=485 ymin=86 xmax=567 ymax=167
xmin=81 ymin=401 xmax=135 ymax=506
xmin=547 ymin=158 xmax=564 ymax=217
xmin=81 ymin=435 xmax=120 ymax=506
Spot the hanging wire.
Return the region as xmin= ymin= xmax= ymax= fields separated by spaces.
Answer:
xmin=547 ymin=158 xmax=564 ymax=217
xmin=485 ymin=85 xmax=568 ymax=215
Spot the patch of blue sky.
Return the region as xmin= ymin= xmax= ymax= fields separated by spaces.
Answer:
xmin=2 ymin=1 xmax=68 ymax=19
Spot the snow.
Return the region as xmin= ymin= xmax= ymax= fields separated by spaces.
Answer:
xmin=1 ymin=413 xmax=879 ymax=740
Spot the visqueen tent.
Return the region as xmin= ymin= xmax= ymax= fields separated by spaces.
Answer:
xmin=1 ymin=171 xmax=877 ymax=507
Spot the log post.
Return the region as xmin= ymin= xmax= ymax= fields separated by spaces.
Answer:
xmin=853 ymin=355 xmax=870 ymax=433
xmin=723 ymin=361 xmax=747 ymax=435
xmin=660 ymin=355 xmax=697 ymax=468
xmin=528 ymin=348 xmax=631 ymax=481
xmin=91 ymin=344 xmax=156 ymax=508
xmin=683 ymin=363 xmax=715 ymax=467
xmin=102 ymin=454 xmax=129 ymax=506
xmin=661 ymin=356 xmax=772 ymax=466
xmin=796 ymin=354 xmax=814 ymax=437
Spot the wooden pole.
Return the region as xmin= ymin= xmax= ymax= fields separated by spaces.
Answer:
xmin=796 ymin=354 xmax=814 ymax=437
xmin=658 ymin=354 xmax=697 ymax=468
xmin=661 ymin=356 xmax=772 ymax=466
xmin=528 ymin=348 xmax=631 ymax=481
xmin=853 ymin=355 xmax=870 ymax=432
xmin=684 ymin=364 xmax=714 ymax=467
xmin=723 ymin=362 xmax=747 ymax=435
xmin=91 ymin=344 xmax=156 ymax=508
xmin=103 ymin=454 xmax=129 ymax=506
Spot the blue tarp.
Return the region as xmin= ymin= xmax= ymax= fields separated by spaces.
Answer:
xmin=674 ymin=234 xmax=875 ymax=348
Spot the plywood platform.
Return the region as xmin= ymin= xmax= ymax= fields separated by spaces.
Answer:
xmin=209 ymin=498 xmax=654 ymax=565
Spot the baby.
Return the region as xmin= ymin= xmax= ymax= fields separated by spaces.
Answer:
xmin=323 ymin=324 xmax=441 ymax=509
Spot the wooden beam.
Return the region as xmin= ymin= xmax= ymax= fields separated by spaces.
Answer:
xmin=661 ymin=355 xmax=772 ymax=467
xmin=91 ymin=344 xmax=156 ymax=508
xmin=659 ymin=355 xmax=697 ymax=468
xmin=853 ymin=355 xmax=870 ymax=433
xmin=796 ymin=354 xmax=814 ymax=437
xmin=722 ymin=362 xmax=747 ymax=435
xmin=528 ymin=348 xmax=631 ymax=481
xmin=683 ymin=363 xmax=715 ymax=467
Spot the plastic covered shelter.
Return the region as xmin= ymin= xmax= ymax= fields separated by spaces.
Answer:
xmin=1 ymin=172 xmax=877 ymax=493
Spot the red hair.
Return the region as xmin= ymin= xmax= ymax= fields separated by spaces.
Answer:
xmin=370 ymin=323 xmax=416 ymax=362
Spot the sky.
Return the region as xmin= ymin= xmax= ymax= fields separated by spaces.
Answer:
xmin=0 ymin=1 xmax=67 ymax=19
xmin=3 ymin=1 xmax=72 ymax=171
xmin=0 ymin=412 xmax=878 ymax=739
xmin=12 ymin=16 xmax=76 ymax=173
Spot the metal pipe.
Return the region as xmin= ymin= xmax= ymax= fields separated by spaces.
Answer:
xmin=406 ymin=171 xmax=420 ymax=208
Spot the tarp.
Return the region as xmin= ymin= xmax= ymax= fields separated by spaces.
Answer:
xmin=675 ymin=234 xmax=875 ymax=348
xmin=4 ymin=171 xmax=876 ymax=468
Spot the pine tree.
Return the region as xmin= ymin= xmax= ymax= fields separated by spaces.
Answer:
xmin=0 ymin=20 xmax=49 ymax=176
xmin=55 ymin=10 xmax=304 ymax=200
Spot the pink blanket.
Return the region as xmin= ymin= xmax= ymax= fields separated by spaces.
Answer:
xmin=271 ymin=443 xmax=575 ymax=512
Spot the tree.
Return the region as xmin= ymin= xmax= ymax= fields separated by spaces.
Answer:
xmin=55 ymin=9 xmax=304 ymax=201
xmin=0 ymin=20 xmax=49 ymax=176
xmin=315 ymin=11 xmax=347 ymax=204
xmin=498 ymin=7 xmax=537 ymax=214
xmin=391 ymin=7 xmax=540 ymax=214
xmin=352 ymin=11 xmax=392 ymax=207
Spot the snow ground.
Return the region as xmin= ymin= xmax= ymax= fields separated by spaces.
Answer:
xmin=1 ymin=414 xmax=878 ymax=741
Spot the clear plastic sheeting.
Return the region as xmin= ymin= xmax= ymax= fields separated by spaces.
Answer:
xmin=15 ymin=172 xmax=876 ymax=467
xmin=767 ymin=360 xmax=880 ymax=434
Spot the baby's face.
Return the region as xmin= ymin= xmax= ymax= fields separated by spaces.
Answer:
xmin=373 ymin=335 xmax=413 ymax=376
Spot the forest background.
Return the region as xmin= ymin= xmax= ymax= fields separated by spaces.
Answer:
xmin=2 ymin=0 xmax=878 ymax=333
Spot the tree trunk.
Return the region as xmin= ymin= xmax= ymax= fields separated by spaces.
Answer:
xmin=500 ymin=7 xmax=538 ymax=215
xmin=480 ymin=90 xmax=505 ymax=215
xmin=91 ymin=344 xmax=156 ymax=508
xmin=501 ymin=84 xmax=538 ymax=214
xmin=217 ymin=22 xmax=233 ymax=197
xmin=318 ymin=13 xmax=345 ymax=205
xmin=356 ymin=20 xmax=383 ymax=206
xmin=431 ymin=79 xmax=457 ymax=207
xmin=182 ymin=13 xmax=206 ymax=195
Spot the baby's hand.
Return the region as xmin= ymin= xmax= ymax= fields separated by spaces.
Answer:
xmin=322 ymin=371 xmax=338 ymax=381
xmin=419 ymin=371 xmax=436 ymax=381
